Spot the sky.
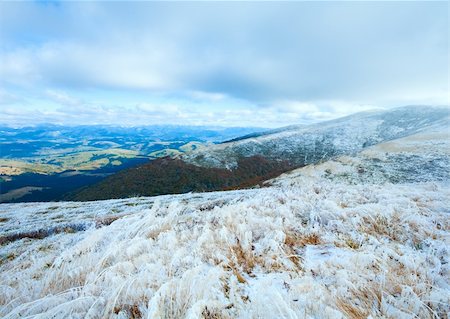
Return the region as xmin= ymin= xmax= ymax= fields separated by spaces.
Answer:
xmin=0 ymin=1 xmax=448 ymax=128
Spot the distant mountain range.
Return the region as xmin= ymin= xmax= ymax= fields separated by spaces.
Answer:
xmin=0 ymin=125 xmax=264 ymax=203
xmin=1 ymin=107 xmax=448 ymax=318
xmin=0 ymin=124 xmax=266 ymax=160
xmin=68 ymin=106 xmax=449 ymax=201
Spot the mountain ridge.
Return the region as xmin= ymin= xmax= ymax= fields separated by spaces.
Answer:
xmin=182 ymin=105 xmax=449 ymax=169
xmin=67 ymin=106 xmax=449 ymax=201
xmin=1 ymin=117 xmax=448 ymax=318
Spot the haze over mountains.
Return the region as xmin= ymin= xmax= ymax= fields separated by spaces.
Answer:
xmin=69 ymin=106 xmax=449 ymax=201
xmin=2 ymin=106 xmax=448 ymax=203
xmin=1 ymin=105 xmax=448 ymax=318
xmin=0 ymin=125 xmax=264 ymax=203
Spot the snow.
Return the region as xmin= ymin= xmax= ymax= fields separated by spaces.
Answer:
xmin=1 ymin=123 xmax=449 ymax=318
xmin=182 ymin=106 xmax=450 ymax=169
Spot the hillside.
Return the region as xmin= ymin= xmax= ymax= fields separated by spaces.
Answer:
xmin=0 ymin=125 xmax=263 ymax=203
xmin=67 ymin=156 xmax=293 ymax=201
xmin=69 ymin=106 xmax=450 ymax=201
xmin=182 ymin=106 xmax=450 ymax=168
xmin=0 ymin=126 xmax=448 ymax=318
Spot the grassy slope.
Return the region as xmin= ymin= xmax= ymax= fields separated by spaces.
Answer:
xmin=68 ymin=156 xmax=294 ymax=201
xmin=0 ymin=123 xmax=448 ymax=318
xmin=0 ymin=163 xmax=448 ymax=318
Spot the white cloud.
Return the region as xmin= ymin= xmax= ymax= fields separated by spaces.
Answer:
xmin=45 ymin=89 xmax=80 ymax=106
xmin=1 ymin=93 xmax=383 ymax=128
xmin=187 ymin=91 xmax=227 ymax=102
xmin=0 ymin=1 xmax=447 ymax=127
xmin=274 ymin=101 xmax=320 ymax=114
xmin=0 ymin=89 xmax=24 ymax=105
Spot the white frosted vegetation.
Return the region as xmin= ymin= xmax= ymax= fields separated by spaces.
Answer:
xmin=1 ymin=125 xmax=449 ymax=318
xmin=1 ymin=176 xmax=449 ymax=318
xmin=181 ymin=106 xmax=450 ymax=169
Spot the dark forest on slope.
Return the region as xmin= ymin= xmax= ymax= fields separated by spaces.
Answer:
xmin=66 ymin=156 xmax=294 ymax=201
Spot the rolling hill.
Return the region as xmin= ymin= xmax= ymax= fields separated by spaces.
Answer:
xmin=69 ymin=106 xmax=450 ymax=201
xmin=182 ymin=106 xmax=449 ymax=168
xmin=0 ymin=125 xmax=264 ymax=203
xmin=1 ymin=123 xmax=448 ymax=318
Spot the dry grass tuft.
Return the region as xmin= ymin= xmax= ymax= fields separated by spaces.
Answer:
xmin=232 ymin=267 xmax=247 ymax=284
xmin=360 ymin=213 xmax=403 ymax=242
xmin=288 ymin=255 xmax=302 ymax=269
xmin=94 ymin=214 xmax=127 ymax=228
xmin=229 ymin=240 xmax=258 ymax=275
xmin=283 ymin=231 xmax=321 ymax=269
xmin=0 ymin=252 xmax=16 ymax=266
xmin=336 ymin=298 xmax=369 ymax=319
xmin=0 ymin=224 xmax=88 ymax=245
xmin=284 ymin=231 xmax=322 ymax=248
xmin=336 ymin=286 xmax=381 ymax=319
xmin=226 ymin=239 xmax=265 ymax=283
xmin=113 ymin=304 xmax=142 ymax=319
xmin=202 ymin=306 xmax=230 ymax=319
xmin=344 ymin=238 xmax=361 ymax=250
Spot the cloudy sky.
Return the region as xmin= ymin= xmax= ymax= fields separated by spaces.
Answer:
xmin=0 ymin=1 xmax=448 ymax=128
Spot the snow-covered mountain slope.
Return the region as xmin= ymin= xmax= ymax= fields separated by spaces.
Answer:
xmin=268 ymin=125 xmax=450 ymax=186
xmin=0 ymin=124 xmax=449 ymax=318
xmin=181 ymin=106 xmax=450 ymax=169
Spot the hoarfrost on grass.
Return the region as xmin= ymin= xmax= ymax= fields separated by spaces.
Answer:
xmin=0 ymin=125 xmax=449 ymax=318
xmin=1 ymin=178 xmax=449 ymax=318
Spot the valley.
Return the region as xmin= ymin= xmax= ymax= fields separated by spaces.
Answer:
xmin=1 ymin=109 xmax=448 ymax=317
xmin=69 ymin=106 xmax=450 ymax=201
xmin=0 ymin=125 xmax=263 ymax=203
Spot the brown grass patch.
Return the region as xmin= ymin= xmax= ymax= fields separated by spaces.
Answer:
xmin=336 ymin=285 xmax=383 ymax=319
xmin=230 ymin=241 xmax=256 ymax=275
xmin=0 ymin=223 xmax=88 ymax=245
xmin=334 ymin=236 xmax=361 ymax=250
xmin=360 ymin=214 xmax=402 ymax=242
xmin=345 ymin=238 xmax=361 ymax=249
xmin=336 ymin=298 xmax=369 ymax=319
xmin=283 ymin=231 xmax=321 ymax=270
xmin=113 ymin=304 xmax=142 ymax=319
xmin=285 ymin=232 xmax=321 ymax=248
xmin=202 ymin=306 xmax=229 ymax=319
xmin=225 ymin=239 xmax=264 ymax=283
xmin=0 ymin=252 xmax=16 ymax=266
xmin=95 ymin=214 xmax=127 ymax=228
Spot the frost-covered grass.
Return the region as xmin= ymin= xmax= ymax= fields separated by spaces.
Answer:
xmin=268 ymin=128 xmax=450 ymax=187
xmin=1 ymin=179 xmax=449 ymax=318
xmin=0 ymin=128 xmax=449 ymax=318
xmin=182 ymin=106 xmax=449 ymax=169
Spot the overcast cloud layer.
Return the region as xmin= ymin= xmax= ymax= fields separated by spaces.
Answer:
xmin=0 ymin=1 xmax=448 ymax=127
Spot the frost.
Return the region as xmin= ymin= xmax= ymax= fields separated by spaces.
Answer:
xmin=182 ymin=106 xmax=450 ymax=169
xmin=0 ymin=119 xmax=449 ymax=318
